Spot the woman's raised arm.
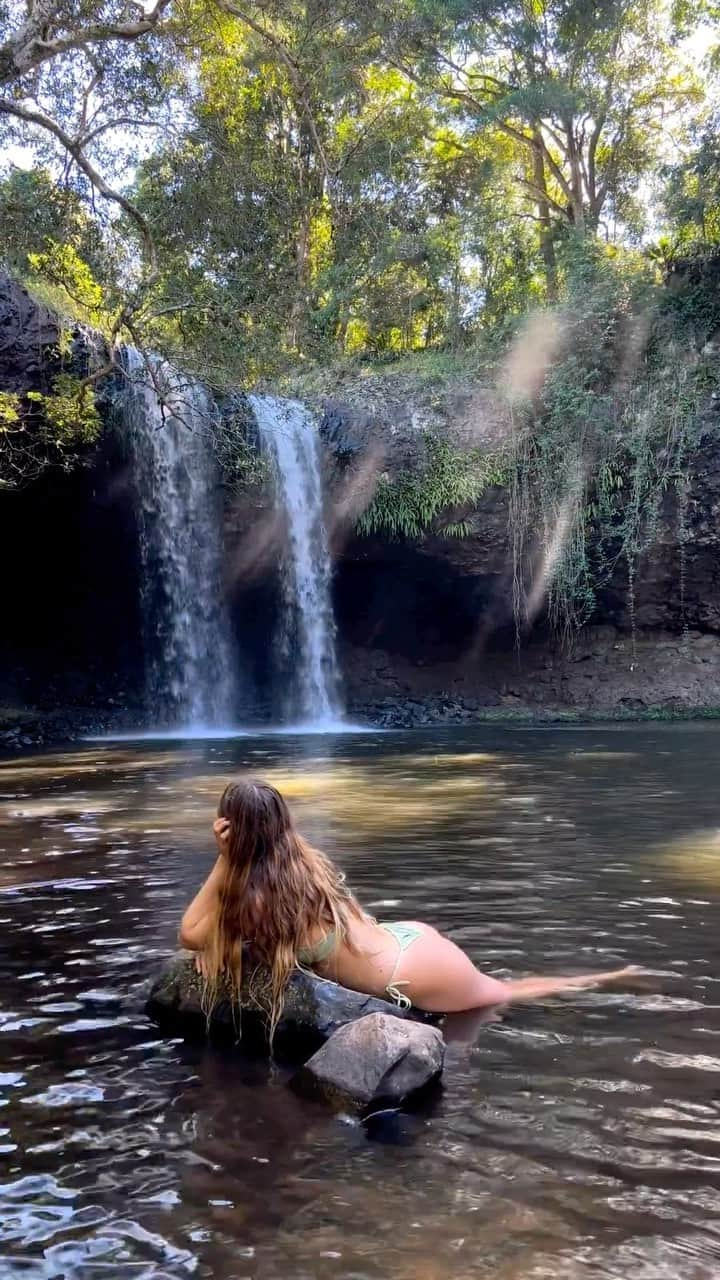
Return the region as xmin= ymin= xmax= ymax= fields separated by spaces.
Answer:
xmin=178 ymin=819 xmax=229 ymax=951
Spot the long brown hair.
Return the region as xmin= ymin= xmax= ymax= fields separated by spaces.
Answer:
xmin=202 ymin=778 xmax=362 ymax=1036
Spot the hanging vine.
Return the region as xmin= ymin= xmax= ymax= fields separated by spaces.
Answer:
xmin=503 ymin=252 xmax=717 ymax=649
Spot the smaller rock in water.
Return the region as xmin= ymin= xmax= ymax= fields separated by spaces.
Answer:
xmin=295 ymin=1011 xmax=445 ymax=1111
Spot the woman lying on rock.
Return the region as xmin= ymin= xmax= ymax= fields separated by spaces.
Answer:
xmin=180 ymin=778 xmax=636 ymax=1029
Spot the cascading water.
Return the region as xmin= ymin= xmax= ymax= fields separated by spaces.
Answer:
xmin=249 ymin=394 xmax=343 ymax=727
xmin=121 ymin=349 xmax=236 ymax=729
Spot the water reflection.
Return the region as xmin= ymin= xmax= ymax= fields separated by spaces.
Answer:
xmin=1 ymin=724 xmax=720 ymax=1277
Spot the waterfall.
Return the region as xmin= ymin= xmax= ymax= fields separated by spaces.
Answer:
xmin=249 ymin=394 xmax=342 ymax=727
xmin=121 ymin=349 xmax=236 ymax=728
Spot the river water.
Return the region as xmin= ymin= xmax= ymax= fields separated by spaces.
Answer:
xmin=1 ymin=724 xmax=719 ymax=1279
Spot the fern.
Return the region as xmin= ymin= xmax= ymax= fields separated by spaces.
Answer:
xmin=356 ymin=432 xmax=506 ymax=540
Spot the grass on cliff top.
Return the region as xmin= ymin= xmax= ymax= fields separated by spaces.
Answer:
xmin=276 ymin=346 xmax=497 ymax=406
xmin=467 ymin=705 xmax=720 ymax=724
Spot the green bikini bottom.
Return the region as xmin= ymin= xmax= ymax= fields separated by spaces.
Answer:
xmin=380 ymin=921 xmax=424 ymax=1010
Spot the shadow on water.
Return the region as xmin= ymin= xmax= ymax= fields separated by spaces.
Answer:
xmin=1 ymin=723 xmax=720 ymax=1277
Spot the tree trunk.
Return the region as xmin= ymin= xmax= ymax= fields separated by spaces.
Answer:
xmin=532 ymin=139 xmax=558 ymax=302
xmin=288 ymin=210 xmax=311 ymax=350
xmin=566 ymin=124 xmax=586 ymax=233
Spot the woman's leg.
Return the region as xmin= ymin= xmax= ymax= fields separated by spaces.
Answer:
xmin=500 ymin=967 xmax=638 ymax=1003
xmin=418 ymin=963 xmax=638 ymax=1013
xmin=394 ymin=926 xmax=637 ymax=1013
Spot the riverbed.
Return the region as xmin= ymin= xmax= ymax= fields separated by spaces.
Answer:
xmin=1 ymin=724 xmax=719 ymax=1279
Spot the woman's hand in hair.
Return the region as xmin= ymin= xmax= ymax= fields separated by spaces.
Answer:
xmin=213 ymin=817 xmax=230 ymax=857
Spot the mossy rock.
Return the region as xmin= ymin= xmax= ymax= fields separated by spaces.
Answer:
xmin=147 ymin=952 xmax=436 ymax=1057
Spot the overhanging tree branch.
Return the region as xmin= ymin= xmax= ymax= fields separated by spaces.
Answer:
xmin=0 ymin=0 xmax=173 ymax=85
xmin=0 ymin=99 xmax=157 ymax=274
xmin=518 ymin=174 xmax=568 ymax=219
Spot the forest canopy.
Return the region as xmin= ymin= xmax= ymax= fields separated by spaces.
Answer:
xmin=1 ymin=0 xmax=719 ymax=382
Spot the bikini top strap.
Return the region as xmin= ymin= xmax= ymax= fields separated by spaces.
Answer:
xmin=297 ymin=930 xmax=337 ymax=966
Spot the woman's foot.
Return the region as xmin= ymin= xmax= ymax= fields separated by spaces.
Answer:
xmin=503 ymin=965 xmax=642 ymax=1002
xmin=560 ymin=964 xmax=641 ymax=990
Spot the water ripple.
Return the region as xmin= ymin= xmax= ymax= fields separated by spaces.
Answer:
xmin=1 ymin=726 xmax=720 ymax=1277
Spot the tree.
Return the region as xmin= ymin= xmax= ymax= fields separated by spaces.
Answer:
xmin=130 ymin=4 xmax=543 ymax=374
xmin=130 ymin=8 xmax=444 ymax=371
xmin=663 ymin=115 xmax=720 ymax=252
xmin=387 ymin=0 xmax=703 ymax=297
xmin=0 ymin=0 xmax=713 ymax=369
xmin=0 ymin=0 xmax=177 ymax=263
xmin=0 ymin=166 xmax=116 ymax=290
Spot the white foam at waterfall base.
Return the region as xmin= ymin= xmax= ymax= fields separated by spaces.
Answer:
xmin=88 ymin=720 xmax=375 ymax=743
xmin=249 ymin=393 xmax=344 ymax=729
xmin=88 ymin=726 xmax=250 ymax=742
xmin=120 ymin=350 xmax=237 ymax=730
xmin=254 ymin=717 xmax=371 ymax=736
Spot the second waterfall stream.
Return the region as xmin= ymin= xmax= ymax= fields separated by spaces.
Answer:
xmin=249 ymin=393 xmax=343 ymax=728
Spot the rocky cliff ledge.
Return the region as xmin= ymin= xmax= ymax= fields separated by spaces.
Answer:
xmin=320 ymin=413 xmax=720 ymax=721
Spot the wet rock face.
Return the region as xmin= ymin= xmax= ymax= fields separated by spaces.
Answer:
xmin=146 ymin=954 xmax=435 ymax=1056
xmin=328 ymin=402 xmax=720 ymax=716
xmin=0 ymin=272 xmax=61 ymax=392
xmin=0 ymin=270 xmax=111 ymax=395
xmin=340 ymin=627 xmax=720 ymax=722
xmin=0 ymin=274 xmax=141 ymax=725
xmin=294 ymin=1012 xmax=445 ymax=1111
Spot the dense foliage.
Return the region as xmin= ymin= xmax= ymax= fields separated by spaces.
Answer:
xmin=505 ymin=243 xmax=718 ymax=644
xmin=1 ymin=0 xmax=715 ymax=372
xmin=357 ymin=434 xmax=508 ymax=539
xmin=0 ymin=370 xmax=101 ymax=488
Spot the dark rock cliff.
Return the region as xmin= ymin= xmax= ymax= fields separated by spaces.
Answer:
xmin=0 ymin=273 xmax=61 ymax=391
xmin=3 ymin=269 xmax=720 ymax=740
xmin=316 ymin=354 xmax=720 ymax=720
xmin=0 ymin=275 xmax=143 ymax=739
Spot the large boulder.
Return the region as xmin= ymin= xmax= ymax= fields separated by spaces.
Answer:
xmin=146 ymin=953 xmax=436 ymax=1055
xmin=294 ymin=1012 xmax=445 ymax=1111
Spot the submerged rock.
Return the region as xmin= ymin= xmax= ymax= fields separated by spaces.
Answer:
xmin=146 ymin=952 xmax=434 ymax=1055
xmin=294 ymin=1012 xmax=445 ymax=1110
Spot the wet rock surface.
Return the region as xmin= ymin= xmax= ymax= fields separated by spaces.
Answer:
xmin=342 ymin=628 xmax=720 ymax=723
xmin=294 ymin=1012 xmax=445 ymax=1111
xmin=0 ymin=701 xmax=144 ymax=753
xmin=0 ymin=271 xmax=110 ymax=394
